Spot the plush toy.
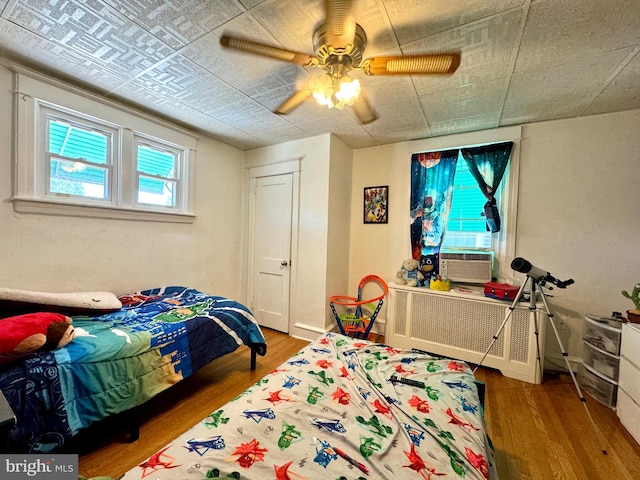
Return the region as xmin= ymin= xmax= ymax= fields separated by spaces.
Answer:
xmin=0 ymin=312 xmax=75 ymax=362
xmin=395 ymin=258 xmax=425 ymax=287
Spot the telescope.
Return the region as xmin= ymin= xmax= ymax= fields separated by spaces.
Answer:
xmin=511 ymin=257 xmax=574 ymax=289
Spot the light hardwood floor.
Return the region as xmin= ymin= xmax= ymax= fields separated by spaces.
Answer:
xmin=78 ymin=328 xmax=640 ymax=480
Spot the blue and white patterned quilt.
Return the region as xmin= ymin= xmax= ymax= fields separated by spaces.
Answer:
xmin=0 ymin=286 xmax=266 ymax=453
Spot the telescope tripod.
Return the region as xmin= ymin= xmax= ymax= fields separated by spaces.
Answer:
xmin=473 ymin=274 xmax=608 ymax=454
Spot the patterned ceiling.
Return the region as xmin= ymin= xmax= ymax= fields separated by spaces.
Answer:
xmin=0 ymin=0 xmax=638 ymax=150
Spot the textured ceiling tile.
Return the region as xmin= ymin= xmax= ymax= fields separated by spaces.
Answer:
xmin=382 ymin=0 xmax=526 ymax=45
xmin=363 ymin=98 xmax=429 ymax=135
xmin=295 ymin=109 xmax=367 ymax=136
xmin=238 ymin=0 xmax=266 ymax=9
xmin=503 ymin=49 xmax=634 ymax=122
xmin=420 ymin=78 xmax=507 ymax=124
xmin=500 ymin=96 xmax=587 ymax=126
xmin=249 ymin=0 xmax=324 ymax=53
xmin=269 ymin=92 xmax=350 ymax=124
xmin=125 ymin=55 xmax=247 ymax=114
xmin=104 ymin=81 xmax=216 ymax=129
xmin=218 ymin=134 xmax=267 ymax=150
xmin=183 ymin=16 xmax=303 ymax=99
xmin=249 ymin=124 xmax=309 ymax=144
xmin=103 ymin=0 xmax=245 ymax=49
xmin=359 ymin=75 xmax=417 ymax=108
xmin=333 ymin=132 xmax=378 ymax=149
xmin=370 ymin=125 xmax=433 ymax=145
xmin=184 ymin=113 xmax=268 ymax=149
xmin=411 ymin=9 xmax=523 ymax=95
xmin=584 ymin=52 xmax=640 ymax=115
xmin=0 ymin=18 xmax=130 ymax=92
xmin=347 ymin=0 xmax=403 ymax=57
xmin=250 ymin=81 xmax=314 ymax=113
xmin=209 ymin=97 xmax=292 ymax=131
xmin=515 ymin=0 xmax=640 ymax=73
xmin=7 ymin=0 xmax=174 ymax=75
xmin=429 ymin=113 xmax=501 ymax=137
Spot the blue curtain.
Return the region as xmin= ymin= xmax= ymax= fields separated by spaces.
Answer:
xmin=460 ymin=142 xmax=513 ymax=232
xmin=410 ymin=150 xmax=458 ymax=279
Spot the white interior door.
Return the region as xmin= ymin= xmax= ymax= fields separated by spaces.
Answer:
xmin=250 ymin=174 xmax=293 ymax=333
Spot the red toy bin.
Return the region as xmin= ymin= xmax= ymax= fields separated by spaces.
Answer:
xmin=484 ymin=282 xmax=521 ymax=301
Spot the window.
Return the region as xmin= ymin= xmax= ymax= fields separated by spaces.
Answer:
xmin=13 ymin=70 xmax=196 ymax=223
xmin=45 ymin=108 xmax=117 ymax=202
xmin=441 ymin=152 xmax=494 ymax=250
xmin=135 ymin=136 xmax=181 ymax=208
xmin=410 ymin=133 xmax=519 ymax=281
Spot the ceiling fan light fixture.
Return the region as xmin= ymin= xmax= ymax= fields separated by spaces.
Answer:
xmin=309 ymin=73 xmax=335 ymax=107
xmin=308 ymin=72 xmax=361 ymax=109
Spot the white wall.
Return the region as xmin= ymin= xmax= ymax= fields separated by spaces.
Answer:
xmin=245 ymin=134 xmax=353 ymax=340
xmin=350 ymin=110 xmax=640 ymax=362
xmin=325 ymin=136 xmax=353 ymax=330
xmin=0 ymin=64 xmax=247 ymax=300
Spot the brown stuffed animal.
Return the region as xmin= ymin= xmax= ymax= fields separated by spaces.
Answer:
xmin=0 ymin=312 xmax=75 ymax=362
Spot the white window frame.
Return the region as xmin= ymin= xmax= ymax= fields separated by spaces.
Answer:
xmin=133 ymin=133 xmax=185 ymax=210
xmin=40 ymin=103 xmax=120 ymax=206
xmin=12 ymin=68 xmax=196 ymax=223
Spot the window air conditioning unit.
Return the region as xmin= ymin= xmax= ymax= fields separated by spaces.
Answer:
xmin=439 ymin=251 xmax=493 ymax=284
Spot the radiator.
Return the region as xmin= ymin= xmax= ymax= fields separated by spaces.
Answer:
xmin=386 ymin=285 xmax=545 ymax=384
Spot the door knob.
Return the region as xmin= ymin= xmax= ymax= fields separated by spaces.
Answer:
xmin=281 ymin=260 xmax=288 ymax=266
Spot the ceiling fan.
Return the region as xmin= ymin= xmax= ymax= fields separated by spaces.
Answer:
xmin=220 ymin=0 xmax=460 ymax=125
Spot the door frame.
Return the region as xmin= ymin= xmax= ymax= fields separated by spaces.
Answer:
xmin=246 ymin=158 xmax=301 ymax=334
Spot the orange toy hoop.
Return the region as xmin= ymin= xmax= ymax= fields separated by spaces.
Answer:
xmin=330 ymin=275 xmax=388 ymax=340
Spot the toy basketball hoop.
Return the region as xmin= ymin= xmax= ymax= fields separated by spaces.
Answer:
xmin=330 ymin=275 xmax=388 ymax=340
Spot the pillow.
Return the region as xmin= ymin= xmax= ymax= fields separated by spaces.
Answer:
xmin=0 ymin=312 xmax=75 ymax=364
xmin=0 ymin=287 xmax=122 ymax=318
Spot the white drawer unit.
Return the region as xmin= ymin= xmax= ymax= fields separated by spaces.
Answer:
xmin=579 ymin=315 xmax=623 ymax=408
xmin=583 ymin=315 xmax=622 ymax=355
xmin=582 ymin=341 xmax=620 ymax=381
xmin=617 ymin=322 xmax=640 ymax=445
xmin=577 ymin=363 xmax=618 ymax=407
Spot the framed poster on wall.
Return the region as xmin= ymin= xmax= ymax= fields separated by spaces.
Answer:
xmin=363 ymin=185 xmax=388 ymax=224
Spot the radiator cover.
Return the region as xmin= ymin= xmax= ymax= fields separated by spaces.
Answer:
xmin=386 ymin=285 xmax=545 ymax=383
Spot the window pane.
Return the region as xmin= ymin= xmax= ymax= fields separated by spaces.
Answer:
xmin=137 ymin=144 xmax=176 ymax=178
xmin=138 ymin=175 xmax=176 ymax=207
xmin=443 ymin=156 xmax=492 ymax=249
xmin=49 ymin=158 xmax=108 ymax=199
xmin=48 ymin=119 xmax=108 ymax=164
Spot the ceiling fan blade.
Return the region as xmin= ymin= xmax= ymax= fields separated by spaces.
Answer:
xmin=324 ymin=0 xmax=356 ymax=49
xmin=275 ymin=90 xmax=312 ymax=115
xmin=351 ymin=91 xmax=378 ymax=125
xmin=220 ymin=35 xmax=316 ymax=66
xmin=362 ymin=53 xmax=461 ymax=75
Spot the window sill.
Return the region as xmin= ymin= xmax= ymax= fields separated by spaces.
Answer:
xmin=11 ymin=197 xmax=196 ymax=224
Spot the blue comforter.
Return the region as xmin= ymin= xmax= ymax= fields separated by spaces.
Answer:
xmin=0 ymin=286 xmax=266 ymax=452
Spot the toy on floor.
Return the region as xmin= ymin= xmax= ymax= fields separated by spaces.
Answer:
xmin=330 ymin=275 xmax=388 ymax=340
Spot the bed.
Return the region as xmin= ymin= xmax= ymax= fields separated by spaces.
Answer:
xmin=120 ymin=332 xmax=497 ymax=480
xmin=0 ymin=286 xmax=266 ymax=453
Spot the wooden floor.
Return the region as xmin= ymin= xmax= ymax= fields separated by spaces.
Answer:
xmin=78 ymin=329 xmax=640 ymax=480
